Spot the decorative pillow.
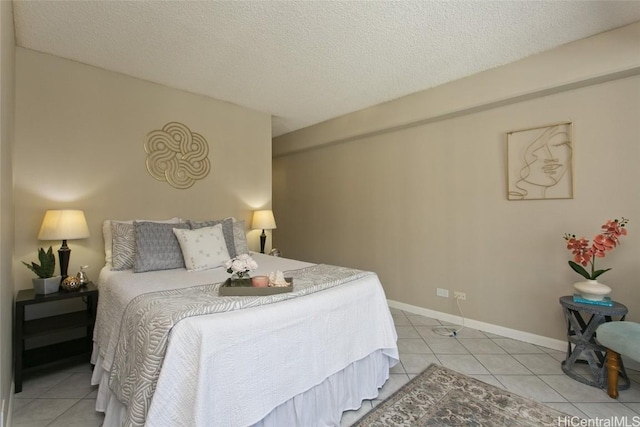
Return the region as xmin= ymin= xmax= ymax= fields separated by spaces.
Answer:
xmin=232 ymin=220 xmax=249 ymax=255
xmin=188 ymin=217 xmax=236 ymax=258
xmin=173 ymin=225 xmax=230 ymax=272
xmin=133 ymin=221 xmax=189 ymax=273
xmin=111 ymin=222 xmax=136 ymax=271
xmin=103 ymin=217 xmax=181 ymax=266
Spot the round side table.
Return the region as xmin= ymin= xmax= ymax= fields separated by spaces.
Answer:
xmin=559 ymin=296 xmax=630 ymax=390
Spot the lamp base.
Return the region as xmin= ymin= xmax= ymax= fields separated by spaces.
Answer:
xmin=260 ymin=230 xmax=267 ymax=254
xmin=58 ymin=240 xmax=71 ymax=279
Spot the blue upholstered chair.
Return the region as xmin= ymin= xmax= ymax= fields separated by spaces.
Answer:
xmin=596 ymin=321 xmax=640 ymax=398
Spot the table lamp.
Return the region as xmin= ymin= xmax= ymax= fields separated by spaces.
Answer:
xmin=252 ymin=210 xmax=277 ymax=254
xmin=38 ymin=210 xmax=90 ymax=279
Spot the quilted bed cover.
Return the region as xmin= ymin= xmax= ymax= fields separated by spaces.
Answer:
xmin=91 ymin=253 xmax=399 ymax=426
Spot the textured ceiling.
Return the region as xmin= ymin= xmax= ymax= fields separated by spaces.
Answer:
xmin=13 ymin=1 xmax=640 ymax=137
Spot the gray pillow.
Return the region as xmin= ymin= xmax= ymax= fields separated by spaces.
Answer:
xmin=133 ymin=221 xmax=189 ymax=273
xmin=111 ymin=222 xmax=136 ymax=271
xmin=188 ymin=217 xmax=236 ymax=258
xmin=232 ymin=220 xmax=249 ymax=255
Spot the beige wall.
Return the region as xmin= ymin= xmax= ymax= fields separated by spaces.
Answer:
xmin=0 ymin=0 xmax=15 ymax=420
xmin=14 ymin=48 xmax=273 ymax=289
xmin=273 ymin=23 xmax=640 ymax=341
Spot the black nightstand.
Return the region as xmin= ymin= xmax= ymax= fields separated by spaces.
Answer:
xmin=14 ymin=282 xmax=98 ymax=393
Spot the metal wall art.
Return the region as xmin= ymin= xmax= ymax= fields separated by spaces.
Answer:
xmin=507 ymin=122 xmax=573 ymax=201
xmin=144 ymin=122 xmax=211 ymax=189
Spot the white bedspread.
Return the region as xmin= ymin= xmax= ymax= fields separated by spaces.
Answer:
xmin=92 ymin=253 xmax=398 ymax=426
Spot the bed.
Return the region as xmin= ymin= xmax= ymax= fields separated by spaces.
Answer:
xmin=91 ymin=219 xmax=399 ymax=427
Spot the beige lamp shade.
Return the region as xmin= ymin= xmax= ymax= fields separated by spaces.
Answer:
xmin=252 ymin=210 xmax=277 ymax=230
xmin=38 ymin=210 xmax=90 ymax=241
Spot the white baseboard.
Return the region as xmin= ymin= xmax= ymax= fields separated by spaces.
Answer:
xmin=388 ymin=300 xmax=640 ymax=372
xmin=5 ymin=380 xmax=13 ymax=427
xmin=0 ymin=387 xmax=8 ymax=427
xmin=624 ymin=357 xmax=640 ymax=372
xmin=388 ymin=299 xmax=567 ymax=352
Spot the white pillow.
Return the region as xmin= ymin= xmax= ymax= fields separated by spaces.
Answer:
xmin=102 ymin=217 xmax=181 ymax=266
xmin=172 ymin=225 xmax=230 ymax=272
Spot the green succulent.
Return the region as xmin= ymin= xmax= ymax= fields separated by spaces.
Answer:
xmin=22 ymin=246 xmax=56 ymax=278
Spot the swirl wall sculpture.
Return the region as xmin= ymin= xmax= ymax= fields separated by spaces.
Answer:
xmin=144 ymin=122 xmax=211 ymax=189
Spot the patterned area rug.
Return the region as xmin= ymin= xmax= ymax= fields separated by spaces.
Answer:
xmin=352 ymin=364 xmax=568 ymax=426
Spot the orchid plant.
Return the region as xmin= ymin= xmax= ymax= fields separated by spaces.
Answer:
xmin=224 ymin=253 xmax=258 ymax=280
xmin=563 ymin=217 xmax=629 ymax=280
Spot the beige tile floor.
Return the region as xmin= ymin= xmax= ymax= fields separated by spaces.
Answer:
xmin=340 ymin=309 xmax=640 ymax=426
xmin=11 ymin=308 xmax=640 ymax=426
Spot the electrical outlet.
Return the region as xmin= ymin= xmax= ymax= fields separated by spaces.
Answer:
xmin=454 ymin=291 xmax=466 ymax=300
xmin=436 ymin=288 xmax=449 ymax=298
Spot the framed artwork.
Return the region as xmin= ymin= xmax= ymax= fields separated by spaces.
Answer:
xmin=507 ymin=122 xmax=573 ymax=201
xmin=144 ymin=122 xmax=211 ymax=189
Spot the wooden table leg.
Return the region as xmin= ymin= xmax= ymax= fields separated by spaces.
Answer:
xmin=605 ymin=348 xmax=620 ymax=399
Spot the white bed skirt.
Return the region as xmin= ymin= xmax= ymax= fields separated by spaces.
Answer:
xmin=93 ymin=347 xmax=393 ymax=427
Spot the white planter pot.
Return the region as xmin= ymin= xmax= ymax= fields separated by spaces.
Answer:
xmin=32 ymin=276 xmax=61 ymax=295
xmin=573 ymin=279 xmax=611 ymax=301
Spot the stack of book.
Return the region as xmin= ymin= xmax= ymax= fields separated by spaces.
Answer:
xmin=572 ymin=294 xmax=613 ymax=307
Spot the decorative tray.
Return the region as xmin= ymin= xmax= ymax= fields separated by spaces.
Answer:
xmin=219 ymin=278 xmax=293 ymax=296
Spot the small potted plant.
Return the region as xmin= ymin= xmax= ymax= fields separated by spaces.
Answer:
xmin=22 ymin=246 xmax=61 ymax=294
xmin=563 ymin=217 xmax=629 ymax=300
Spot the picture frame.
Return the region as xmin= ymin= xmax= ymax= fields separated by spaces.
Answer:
xmin=506 ymin=122 xmax=573 ymax=201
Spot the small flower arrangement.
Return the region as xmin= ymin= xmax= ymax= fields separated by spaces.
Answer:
xmin=563 ymin=217 xmax=629 ymax=280
xmin=224 ymin=253 xmax=258 ymax=280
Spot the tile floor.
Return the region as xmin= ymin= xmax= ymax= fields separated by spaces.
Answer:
xmin=11 ymin=308 xmax=640 ymax=426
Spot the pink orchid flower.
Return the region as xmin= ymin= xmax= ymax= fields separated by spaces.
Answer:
xmin=563 ymin=217 xmax=629 ymax=280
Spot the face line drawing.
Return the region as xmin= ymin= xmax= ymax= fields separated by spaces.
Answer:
xmin=510 ymin=125 xmax=572 ymax=200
